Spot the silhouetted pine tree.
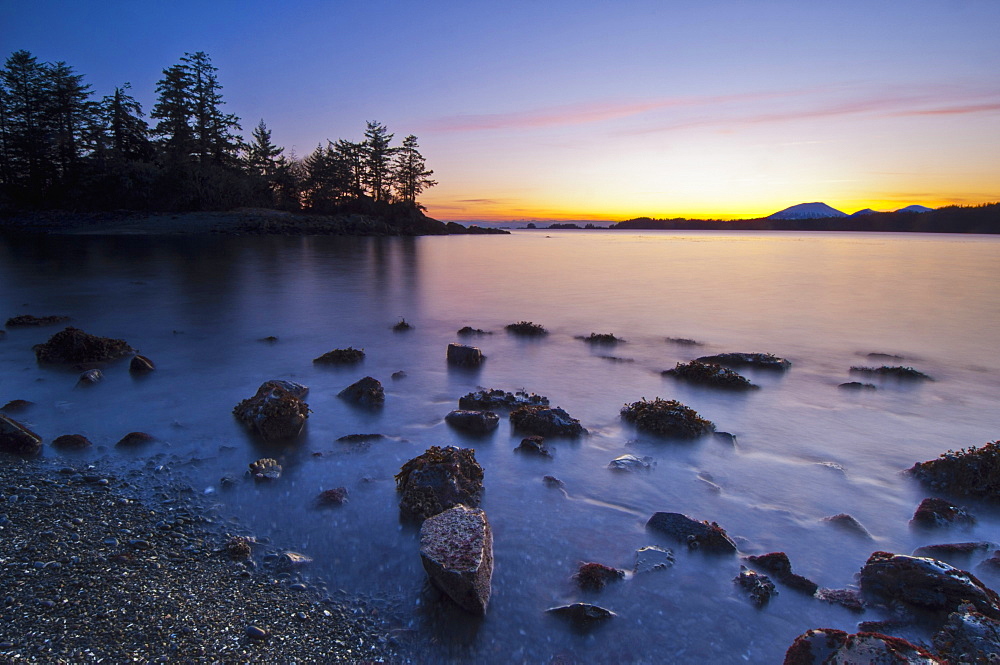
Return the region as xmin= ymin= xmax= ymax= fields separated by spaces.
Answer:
xmin=362 ymin=121 xmax=395 ymax=202
xmin=393 ymin=134 xmax=436 ymax=206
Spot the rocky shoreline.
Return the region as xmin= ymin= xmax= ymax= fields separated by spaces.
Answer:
xmin=0 ymin=454 xmax=405 ymax=663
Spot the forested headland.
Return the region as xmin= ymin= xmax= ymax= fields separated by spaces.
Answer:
xmin=0 ymin=50 xmax=494 ymax=235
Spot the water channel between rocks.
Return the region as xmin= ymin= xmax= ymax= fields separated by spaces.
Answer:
xmin=2 ymin=229 xmax=999 ymax=663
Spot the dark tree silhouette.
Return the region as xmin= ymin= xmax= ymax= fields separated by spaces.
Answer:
xmin=393 ymin=134 xmax=436 ymax=205
xmin=362 ymin=121 xmax=394 ymax=202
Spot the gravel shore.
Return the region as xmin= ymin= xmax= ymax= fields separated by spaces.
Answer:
xmin=0 ymin=454 xmax=405 ymax=663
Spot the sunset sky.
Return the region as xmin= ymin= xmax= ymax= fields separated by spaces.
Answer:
xmin=3 ymin=0 xmax=999 ymax=221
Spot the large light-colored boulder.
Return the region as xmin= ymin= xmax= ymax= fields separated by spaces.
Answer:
xmin=420 ymin=505 xmax=493 ymax=615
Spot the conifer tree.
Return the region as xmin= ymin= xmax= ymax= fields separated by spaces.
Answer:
xmin=245 ymin=119 xmax=282 ymax=178
xmin=362 ymin=121 xmax=394 ymax=202
xmin=99 ymin=84 xmax=152 ymax=161
xmin=151 ymin=63 xmax=193 ymax=163
xmin=0 ymin=50 xmax=53 ymax=194
xmin=393 ymin=134 xmax=436 ymax=205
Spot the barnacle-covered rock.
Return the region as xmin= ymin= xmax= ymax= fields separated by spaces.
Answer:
xmin=745 ymin=552 xmax=818 ymax=595
xmin=783 ymin=628 xmax=941 ymax=665
xmin=420 ymin=505 xmax=493 ymax=615
xmin=646 ymin=512 xmax=737 ymax=554
xmin=696 ymin=352 xmax=790 ymax=371
xmin=850 ymin=365 xmax=932 ymax=380
xmin=620 ymin=398 xmax=714 ymax=438
xmin=458 ymin=388 xmax=548 ymax=411
xmin=576 ymin=332 xmax=625 ymax=345
xmin=505 ymin=321 xmax=547 ymax=336
xmin=663 ymin=361 xmax=757 ymax=390
xmin=233 ymin=380 xmax=309 ymax=441
xmin=911 ymin=497 xmax=976 ymax=528
xmin=248 ymin=458 xmax=282 ymax=482
xmin=510 ymin=405 xmax=586 ymax=437
xmin=445 ymin=410 xmax=499 ymax=434
xmin=734 ymin=566 xmax=777 ymax=607
xmin=909 ymin=441 xmax=1000 ymax=498
xmin=933 ymin=603 xmax=1000 ymax=663
xmin=315 ymin=487 xmax=349 ymax=507
xmin=395 ymin=446 xmax=484 ymax=520
xmin=33 ymin=327 xmax=133 ymax=364
xmin=514 ymin=436 xmax=550 ymax=456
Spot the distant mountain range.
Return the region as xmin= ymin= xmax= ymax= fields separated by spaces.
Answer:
xmin=768 ymin=202 xmax=934 ymax=219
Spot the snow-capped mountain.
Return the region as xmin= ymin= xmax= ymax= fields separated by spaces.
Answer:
xmin=767 ymin=202 xmax=848 ymax=220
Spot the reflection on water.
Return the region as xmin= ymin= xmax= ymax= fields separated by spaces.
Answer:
xmin=2 ymin=230 xmax=1000 ymax=663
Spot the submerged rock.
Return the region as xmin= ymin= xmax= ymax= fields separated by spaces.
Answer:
xmin=663 ymin=361 xmax=757 ymax=390
xmin=395 ymin=446 xmax=484 ymax=520
xmin=420 ymin=505 xmax=493 ymax=615
xmin=33 ymin=327 xmax=133 ymax=364
xmin=839 ymin=381 xmax=877 ymax=390
xmin=223 ymin=536 xmax=253 ymax=561
xmin=821 ymin=513 xmax=873 ymax=539
xmin=816 ymin=587 xmax=865 ymax=613
xmin=0 ymin=399 xmax=33 ymax=413
xmin=458 ymin=388 xmax=548 ymax=411
xmin=115 ymin=432 xmax=156 ymax=448
xmin=313 ymin=347 xmax=365 ymax=364
xmin=77 ymin=369 xmax=103 ymax=385
xmin=646 ymin=512 xmax=737 ymax=554
xmin=783 ymin=628 xmax=941 ymax=665
xmin=5 ymin=314 xmax=70 ymax=327
xmin=509 ymin=405 xmax=586 ymax=437
xmin=248 ymin=458 xmax=282 ymax=482
xmin=0 ymin=414 xmax=42 ymax=455
xmin=577 ymin=332 xmax=625 ymax=345
xmin=620 ymin=398 xmax=715 ymax=438
xmin=546 ymin=603 xmax=616 ymax=625
xmin=608 ymin=454 xmax=654 ymax=472
xmin=913 ymin=542 xmax=993 ymax=562
xmin=276 ymin=551 xmax=313 ymax=570
xmin=543 ymin=475 xmax=565 ymax=489
xmin=52 ymin=434 xmax=93 ymax=450
xmin=859 ymin=551 xmax=1000 ymax=619
xmin=445 ymin=410 xmax=499 ymax=434
xmin=315 ymin=487 xmax=349 ymax=507
xmin=933 ymin=604 xmax=1000 ymax=664
xmin=336 ymin=433 xmax=385 ymax=444
xmin=911 ymin=497 xmax=975 ymax=528
xmin=515 ymin=436 xmax=550 ymax=456
xmin=338 ymin=376 xmax=385 ymax=407
xmin=446 ymin=343 xmax=484 ymax=367
xmin=233 ymin=380 xmax=310 ymax=441
xmin=909 ymin=441 xmax=1000 ymax=499
xmin=129 ymin=354 xmax=155 ymax=373
xmin=504 ymin=321 xmax=547 ymax=336
xmin=457 ymin=326 xmax=491 ymax=336
xmin=574 ymin=562 xmax=625 ymax=590
xmin=734 ymin=566 xmax=777 ymax=607
xmin=850 ymin=365 xmax=933 ymax=380
xmin=695 ymin=352 xmax=790 ymax=371
xmin=392 ymin=318 xmax=412 ymax=331
xmin=391 ymin=370 xmax=407 ymax=380
xmin=633 ymin=545 xmax=675 ymax=573
xmin=745 ymin=552 xmax=818 ymax=595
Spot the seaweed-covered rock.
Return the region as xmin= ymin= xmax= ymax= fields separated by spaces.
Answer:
xmin=336 ymin=433 xmax=385 ymax=444
xmin=822 ymin=513 xmax=873 ymax=539
xmin=663 ymin=361 xmax=757 ymax=390
xmin=514 ymin=436 xmax=550 ymax=456
xmin=633 ymin=545 xmax=674 ymax=573
xmin=52 ymin=434 xmax=93 ymax=450
xmin=458 ymin=388 xmax=548 ymax=411
xmin=911 ymin=497 xmax=976 ymax=528
xmin=249 ymin=458 xmax=282 ymax=481
xmin=695 ymin=352 xmax=790 ymax=371
xmin=337 ymin=376 xmax=385 ymax=407
xmin=839 ymin=381 xmax=877 ymax=390
xmin=395 ymin=446 xmax=484 ymax=520
xmin=909 ymin=441 xmax=1000 ymax=498
xmin=574 ymin=562 xmax=624 ymax=590
xmin=313 ymin=347 xmax=365 ymax=364
xmin=933 ymin=604 xmax=1000 ymax=664
xmin=315 ymin=487 xmax=349 ymax=507
xmin=115 ymin=431 xmax=156 ymax=447
xmin=420 ymin=505 xmax=493 ymax=615
xmin=509 ymin=405 xmax=586 ymax=437
xmin=620 ymin=398 xmax=715 ymax=438
xmin=0 ymin=414 xmax=42 ymax=455
xmin=457 ymin=326 xmax=490 ymax=336
xmin=129 ymin=354 xmax=155 ymax=373
xmin=646 ymin=512 xmax=737 ymax=554
xmin=745 ymin=552 xmax=819 ymax=595
xmin=546 ymin=603 xmax=616 ymax=625
xmin=783 ymin=628 xmax=941 ymax=665
xmin=850 ymin=365 xmax=933 ymax=380
xmin=233 ymin=380 xmax=310 ymax=441
xmin=505 ymin=321 xmax=547 ymax=336
xmin=0 ymin=399 xmax=32 ymax=413
xmin=577 ymin=332 xmax=625 ymax=345
xmin=445 ymin=410 xmax=499 ymax=434
xmin=6 ymin=314 xmax=70 ymax=327
xmin=859 ymin=551 xmax=1000 ymax=619
xmin=33 ymin=327 xmax=134 ymax=364
xmin=446 ymin=343 xmax=484 ymax=367
xmin=608 ymin=454 xmax=654 ymax=471
xmin=734 ymin=566 xmax=777 ymax=607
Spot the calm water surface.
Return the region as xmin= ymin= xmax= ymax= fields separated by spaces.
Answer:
xmin=2 ymin=230 xmax=999 ymax=663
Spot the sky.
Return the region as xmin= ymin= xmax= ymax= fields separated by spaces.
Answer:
xmin=3 ymin=0 xmax=999 ymax=221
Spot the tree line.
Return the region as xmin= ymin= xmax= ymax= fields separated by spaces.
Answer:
xmin=0 ymin=50 xmax=437 ymax=214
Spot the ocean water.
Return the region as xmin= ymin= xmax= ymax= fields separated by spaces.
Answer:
xmin=1 ymin=229 xmax=999 ymax=663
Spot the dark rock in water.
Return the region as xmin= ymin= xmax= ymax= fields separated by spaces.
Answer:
xmin=313 ymin=347 xmax=365 ymax=364
xmin=663 ymin=361 xmax=757 ymax=390
xmin=258 ymin=335 xmax=279 ymax=343
xmin=859 ymin=551 xmax=1000 ymax=619
xmin=646 ymin=512 xmax=737 ymax=554
xmin=608 ymin=454 xmax=654 ymax=471
xmin=224 ymin=536 xmax=253 ymax=561
xmin=913 ymin=542 xmax=993 ymax=562
xmin=695 ymin=352 xmax=790 ymax=371
xmin=233 ymin=380 xmax=309 ymax=441
xmin=543 ymin=475 xmax=565 ymax=489
xmin=337 ymin=433 xmax=385 ymax=443
xmin=0 ymin=415 xmax=43 ymax=455
xmin=909 ymin=441 xmax=1000 ymax=499
xmin=868 ymin=352 xmax=906 ymax=360
xmin=52 ymin=434 xmax=92 ymax=450
xmin=420 ymin=505 xmax=493 ymax=615
xmin=850 ymin=365 xmax=932 ymax=380
xmin=459 ymin=388 xmax=548 ymax=411
xmin=713 ymin=431 xmax=737 ymax=446
xmin=576 ymin=332 xmax=625 ymax=345
xmin=745 ymin=552 xmax=818 ymax=595
xmin=822 ymin=513 xmax=873 ymax=539
xmin=446 ymin=343 xmax=485 ymax=367
xmin=546 ymin=603 xmax=616 ymax=625
xmin=315 ymin=487 xmax=348 ymax=507
xmin=977 ymin=551 xmax=1000 ymax=575
xmin=276 ymin=551 xmax=313 ymax=570
xmin=33 ymin=327 xmax=133 ymax=364
xmin=391 ymin=370 xmax=407 ymax=380
xmin=911 ymin=497 xmax=975 ymax=528
xmin=77 ymin=369 xmax=102 ymax=386
xmin=734 ymin=566 xmax=777 ymax=607
xmin=838 ymin=381 xmax=877 ymax=390
xmin=515 ymin=436 xmax=550 ymax=456
xmin=445 ymin=410 xmax=499 ymax=434
xmin=115 ymin=432 xmax=155 ymax=447
xmin=1 ymin=399 xmax=33 ymax=413
xmin=666 ymin=337 xmax=701 ymax=346
xmin=457 ymin=326 xmax=491 ymax=336
xmin=395 ymin=446 xmax=484 ymax=520
xmin=129 ymin=354 xmax=155 ymax=373
xmin=633 ymin=545 xmax=674 ymax=573
xmin=338 ymin=376 xmax=385 ymax=407
xmin=574 ymin=562 xmax=624 ymax=590
xmin=783 ymin=628 xmax=940 ymax=665
xmin=510 ymin=405 xmax=586 ymax=437
xmin=392 ymin=318 xmax=412 ymax=331
xmin=816 ymin=587 xmax=865 ymax=613
xmin=248 ymin=458 xmax=282 ymax=482
xmin=620 ymin=398 xmax=714 ymax=438
xmin=5 ymin=314 xmax=70 ymax=327
xmin=504 ymin=321 xmax=547 ymax=336
xmin=933 ymin=603 xmax=1000 ymax=664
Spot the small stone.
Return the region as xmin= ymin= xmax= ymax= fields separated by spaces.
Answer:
xmin=115 ymin=432 xmax=156 ymax=448
xmin=821 ymin=513 xmax=873 ymax=538
xmin=633 ymin=545 xmax=674 ymax=573
xmin=734 ymin=566 xmax=777 ymax=607
xmin=337 ymin=376 xmax=385 ymax=407
xmin=277 ymin=551 xmax=313 ymax=570
xmin=543 ymin=475 xmax=565 ymax=489
xmin=315 ymin=487 xmax=348 ymax=507
xmin=546 ymin=603 xmax=616 ymax=625
xmin=391 ymin=370 xmax=407 ymax=380
xmin=445 ymin=410 xmax=499 ymax=434
xmin=245 ymin=625 xmax=268 ymax=640
xmin=446 ymin=343 xmax=485 ymax=367
xmin=248 ymin=458 xmax=281 ymax=482
xmin=574 ymin=562 xmax=624 ymax=590
xmin=515 ymin=436 xmax=550 ymax=456
xmin=646 ymin=512 xmax=737 ymax=554
xmin=77 ymin=369 xmax=103 ymax=385
xmin=816 ymin=587 xmax=865 ymax=613
xmin=608 ymin=454 xmax=653 ymax=471
xmin=129 ymin=354 xmax=156 ymax=373
xmin=52 ymin=434 xmax=93 ymax=450
xmin=911 ymin=497 xmax=976 ymax=528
